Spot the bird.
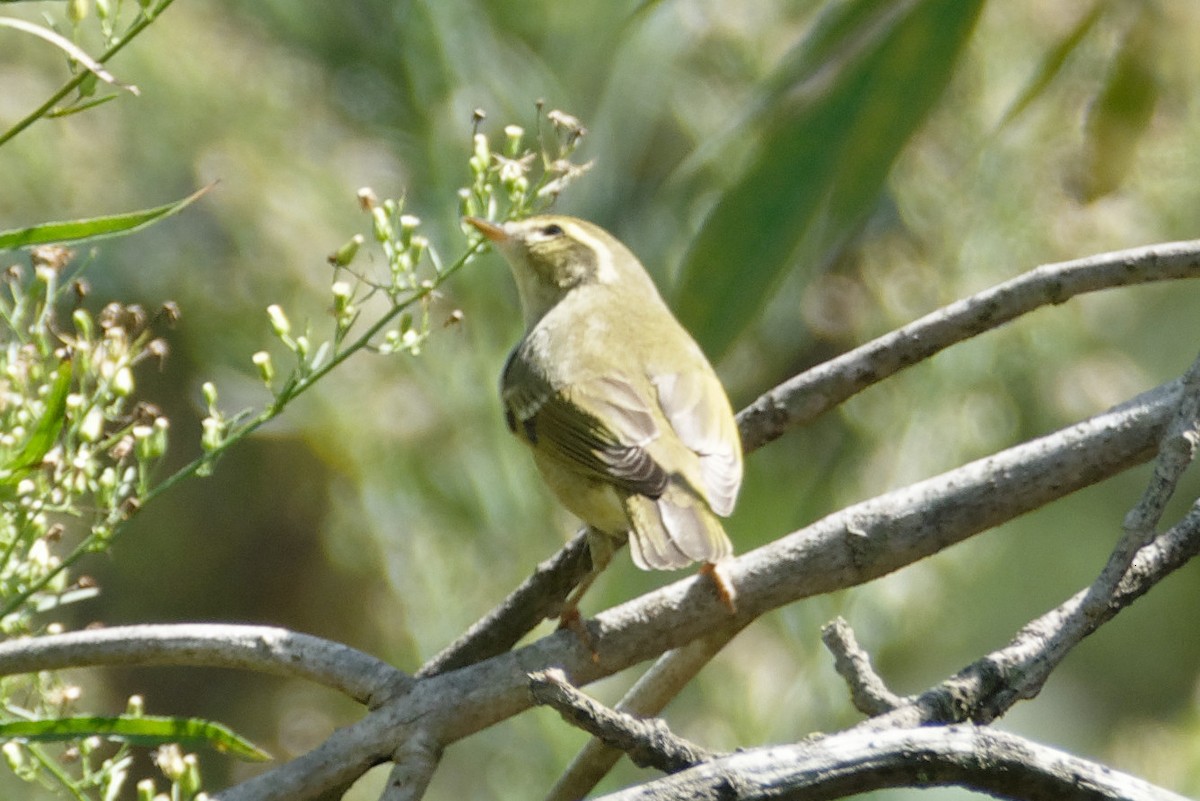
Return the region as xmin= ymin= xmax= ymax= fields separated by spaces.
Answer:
xmin=465 ymin=214 xmax=743 ymax=615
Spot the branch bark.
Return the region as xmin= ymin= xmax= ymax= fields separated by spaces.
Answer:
xmin=213 ymin=376 xmax=1178 ymax=800
xmin=738 ymin=239 xmax=1200 ymax=451
xmin=0 ymin=624 xmax=409 ymax=707
xmin=529 ymin=669 xmax=713 ymax=773
xmin=415 ymin=240 xmax=1200 ymax=680
xmin=591 ymin=725 xmax=1191 ymax=801
xmin=6 ymin=242 xmax=1194 ymax=801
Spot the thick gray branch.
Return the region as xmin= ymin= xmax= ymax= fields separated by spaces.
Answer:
xmin=0 ymin=624 xmax=409 ymax=707
xmin=216 ymin=378 xmax=1178 ymax=801
xmin=419 ymin=240 xmax=1200 ymax=678
xmin=591 ymin=725 xmax=1190 ymax=801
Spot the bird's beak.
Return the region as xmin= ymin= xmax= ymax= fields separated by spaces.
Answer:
xmin=464 ymin=217 xmax=509 ymax=244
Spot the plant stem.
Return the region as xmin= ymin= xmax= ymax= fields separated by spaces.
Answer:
xmin=0 ymin=238 xmax=485 ymax=619
xmin=0 ymin=0 xmax=179 ymax=148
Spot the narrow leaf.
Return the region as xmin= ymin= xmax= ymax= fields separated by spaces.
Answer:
xmin=1075 ymin=8 xmax=1161 ymax=201
xmin=0 ymin=715 xmax=271 ymax=761
xmin=0 ymin=184 xmax=213 ymax=251
xmin=674 ymin=0 xmax=984 ymax=360
xmin=0 ymin=17 xmax=138 ymax=95
xmin=2 ymin=361 xmax=72 ymax=476
xmin=995 ymin=2 xmax=1107 ymax=130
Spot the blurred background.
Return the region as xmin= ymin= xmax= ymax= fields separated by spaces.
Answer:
xmin=3 ymin=0 xmax=1200 ymax=798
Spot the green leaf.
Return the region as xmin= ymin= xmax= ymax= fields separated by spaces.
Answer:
xmin=0 ymin=715 xmax=271 ymax=762
xmin=1 ymin=361 xmax=72 ymax=479
xmin=47 ymin=92 xmax=120 ymax=119
xmin=0 ymin=184 xmax=213 ymax=251
xmin=1075 ymin=7 xmax=1161 ymax=201
xmin=995 ymin=2 xmax=1107 ymax=130
xmin=674 ymin=0 xmax=984 ymax=360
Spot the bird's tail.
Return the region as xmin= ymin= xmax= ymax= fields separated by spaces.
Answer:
xmin=624 ymin=487 xmax=732 ymax=571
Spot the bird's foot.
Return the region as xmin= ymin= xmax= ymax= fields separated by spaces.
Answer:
xmin=701 ymin=561 xmax=737 ymax=614
xmin=558 ymin=606 xmax=600 ymax=663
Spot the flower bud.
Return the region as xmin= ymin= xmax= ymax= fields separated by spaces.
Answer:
xmin=331 ymin=281 xmax=354 ymax=321
xmin=72 ymin=309 xmax=93 ymax=340
xmin=356 ymin=187 xmax=378 ymax=211
xmin=252 ymin=351 xmax=275 ymax=386
xmin=113 ymin=366 xmax=134 ymax=397
xmin=399 ymin=215 xmax=420 ymax=249
xmin=266 ymin=305 xmax=290 ymax=338
xmin=201 ymin=381 xmax=218 ymax=410
xmin=201 ymin=417 xmax=223 ymax=453
xmin=371 ymin=206 xmax=392 ymax=242
xmin=328 ymin=234 xmax=364 ymax=267
xmin=79 ymin=406 xmax=104 ymax=443
xmin=504 ymin=125 xmax=524 ymax=156
xmin=469 ymin=133 xmax=490 ymax=176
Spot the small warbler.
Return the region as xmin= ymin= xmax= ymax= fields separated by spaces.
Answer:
xmin=466 ymin=215 xmax=742 ymax=609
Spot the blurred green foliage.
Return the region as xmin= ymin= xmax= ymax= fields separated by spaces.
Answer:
xmin=3 ymin=1 xmax=1200 ymax=799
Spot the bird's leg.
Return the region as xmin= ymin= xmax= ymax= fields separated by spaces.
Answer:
xmin=556 ymin=528 xmax=617 ymax=660
xmin=700 ymin=560 xmax=737 ymax=614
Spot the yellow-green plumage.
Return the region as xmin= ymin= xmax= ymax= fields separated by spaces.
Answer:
xmin=467 ymin=215 xmax=742 ymax=571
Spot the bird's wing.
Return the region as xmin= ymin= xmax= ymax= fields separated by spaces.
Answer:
xmin=502 ymin=353 xmax=667 ymax=498
xmin=651 ymin=369 xmax=743 ymax=516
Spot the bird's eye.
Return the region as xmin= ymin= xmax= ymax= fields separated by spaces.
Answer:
xmin=541 ymin=223 xmax=564 ymax=237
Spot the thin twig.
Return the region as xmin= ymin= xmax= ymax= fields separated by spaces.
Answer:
xmin=529 ymin=669 xmax=712 ymax=774
xmin=821 ymin=617 xmax=906 ymax=715
xmin=416 ymin=530 xmax=592 ymax=677
xmin=544 ymin=621 xmax=746 ymax=801
xmin=1089 ymin=350 xmax=1200 ymax=603
xmin=738 ymin=239 xmax=1200 ymax=452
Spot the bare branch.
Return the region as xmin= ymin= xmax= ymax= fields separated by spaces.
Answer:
xmin=545 ymin=621 xmax=746 ymax=801
xmin=1093 ymin=350 xmax=1200 ymax=597
xmin=942 ymin=497 xmax=1200 ymax=725
xmin=738 ymin=239 xmax=1200 ymax=452
xmin=215 ymin=378 xmax=1179 ymax=801
xmin=0 ymin=624 xmax=409 ymax=707
xmin=888 ymin=353 xmax=1200 ymax=724
xmin=381 ymin=729 xmax=441 ymax=801
xmin=591 ymin=725 xmax=1190 ymax=801
xmin=417 ymin=242 xmax=1200 ymax=680
xmin=416 ymin=529 xmax=592 ymax=678
xmin=529 ymin=669 xmax=712 ymax=773
xmin=821 ymin=617 xmax=906 ymax=715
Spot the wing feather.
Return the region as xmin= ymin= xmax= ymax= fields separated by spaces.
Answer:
xmin=502 ymin=351 xmax=667 ymax=497
xmin=652 ymin=371 xmax=742 ymax=516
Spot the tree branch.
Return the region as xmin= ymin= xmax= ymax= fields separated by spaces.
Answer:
xmin=737 ymin=239 xmax=1200 ymax=452
xmin=416 ymin=531 xmax=592 ymax=678
xmin=821 ymin=617 xmax=906 ymax=715
xmin=543 ymin=621 xmax=746 ymax=801
xmin=381 ymin=729 xmax=441 ymax=801
xmin=529 ymin=669 xmax=712 ymax=773
xmin=0 ymin=624 xmax=409 ymax=708
xmin=591 ymin=725 xmax=1190 ymax=801
xmin=214 ymin=376 xmax=1179 ymax=800
xmin=413 ymin=241 xmax=1200 ymax=680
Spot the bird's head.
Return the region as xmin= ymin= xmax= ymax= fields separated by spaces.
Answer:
xmin=466 ymin=215 xmax=648 ymax=327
